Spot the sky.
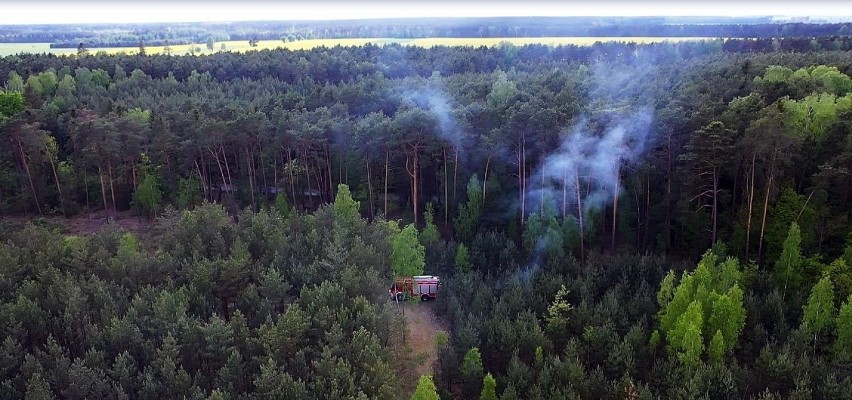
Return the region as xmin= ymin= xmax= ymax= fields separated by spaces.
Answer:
xmin=0 ymin=0 xmax=850 ymax=25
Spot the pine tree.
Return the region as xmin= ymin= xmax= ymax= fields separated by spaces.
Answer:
xmin=708 ymin=330 xmax=725 ymax=365
xmin=420 ymin=203 xmax=440 ymax=245
xmin=411 ymin=375 xmax=439 ymax=400
xmin=24 ymin=372 xmax=52 ymax=400
xmin=455 ymin=243 xmax=470 ymax=273
xmin=461 ymin=347 xmax=484 ymax=398
xmin=480 ymin=373 xmax=497 ymax=400
xmin=334 ymin=184 xmax=360 ymax=222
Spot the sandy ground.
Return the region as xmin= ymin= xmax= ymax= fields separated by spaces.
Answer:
xmin=403 ymin=301 xmax=444 ymax=379
xmin=392 ymin=300 xmax=447 ymax=398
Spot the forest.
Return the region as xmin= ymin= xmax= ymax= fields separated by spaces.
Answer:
xmin=2 ymin=17 xmax=852 ymax=48
xmin=0 ymin=36 xmax=851 ymax=399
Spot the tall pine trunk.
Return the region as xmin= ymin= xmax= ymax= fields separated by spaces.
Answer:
xmin=612 ymin=166 xmax=620 ymax=252
xmin=745 ymin=154 xmax=755 ymax=260
xmin=15 ymin=136 xmax=42 ymax=215
xmin=575 ymin=169 xmax=585 ymax=260
xmin=384 ymin=150 xmax=389 ymax=217
xmin=366 ymin=158 xmax=374 ymax=221
xmin=47 ymin=155 xmax=65 ymax=217
xmin=758 ymin=149 xmax=777 ymax=266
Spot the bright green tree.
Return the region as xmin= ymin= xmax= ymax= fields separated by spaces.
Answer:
xmin=669 ymin=300 xmax=704 ymax=368
xmin=836 ymin=295 xmax=852 ymax=357
xmin=480 ymin=373 xmax=497 ymax=400
xmin=420 ymin=203 xmax=440 ymax=245
xmin=775 ymin=222 xmax=802 ymax=297
xmin=334 ymin=184 xmax=360 ymax=226
xmin=0 ymin=90 xmax=24 ymax=123
xmin=454 ymin=174 xmax=483 ymax=242
xmin=392 ymin=224 xmax=425 ymax=277
xmin=658 ymin=249 xmax=745 ymax=365
xmin=411 ymin=374 xmax=439 ymax=400
xmin=133 ymin=173 xmax=162 ymax=219
xmin=708 ymin=330 xmax=725 ymax=365
xmin=802 ymin=276 xmax=836 ymax=351
xmin=461 ymin=347 xmax=484 ymax=398
xmin=455 ymin=243 xmax=470 ymax=273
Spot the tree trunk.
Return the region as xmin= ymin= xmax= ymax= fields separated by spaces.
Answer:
xmin=644 ymin=172 xmax=651 ymax=251
xmin=745 ymin=154 xmax=755 ymax=260
xmin=326 ymin=144 xmax=333 ymax=199
xmin=711 ymin=166 xmax=718 ymax=244
xmin=453 ymin=146 xmax=459 ymax=209
xmin=405 ymin=147 xmax=420 ymax=226
xmin=108 ymin=160 xmax=117 ymax=213
xmin=384 ymin=149 xmax=389 ymax=217
xmin=15 ymin=137 xmax=42 ymax=215
xmin=195 ymin=160 xmax=207 ymax=201
xmin=220 ymin=145 xmax=233 ymax=186
xmin=612 ymin=167 xmax=620 ymax=252
xmin=286 ymin=149 xmax=296 ymax=207
xmin=443 ymin=148 xmax=449 ymax=224
xmin=366 ymin=158 xmax=374 ymax=221
xmin=758 ymin=149 xmax=777 ymax=266
xmin=98 ymin=165 xmax=108 ymax=213
xmin=483 ymin=155 xmax=491 ymax=207
xmin=210 ymin=148 xmax=227 ymax=198
xmin=47 ymin=155 xmax=66 ymax=217
xmin=246 ymin=147 xmax=256 ymax=212
xmin=575 ymin=169 xmax=585 ymax=260
xmin=562 ymin=173 xmax=568 ymax=218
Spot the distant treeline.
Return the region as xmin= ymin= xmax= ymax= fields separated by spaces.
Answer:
xmin=0 ymin=17 xmax=850 ymax=48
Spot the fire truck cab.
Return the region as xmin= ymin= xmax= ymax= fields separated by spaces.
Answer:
xmin=390 ymin=275 xmax=440 ymax=302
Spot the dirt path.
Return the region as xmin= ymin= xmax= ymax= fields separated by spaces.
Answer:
xmin=394 ymin=301 xmax=446 ymax=397
xmin=403 ymin=302 xmax=443 ymax=378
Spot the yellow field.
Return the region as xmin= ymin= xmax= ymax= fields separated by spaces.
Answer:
xmin=0 ymin=37 xmax=715 ymax=57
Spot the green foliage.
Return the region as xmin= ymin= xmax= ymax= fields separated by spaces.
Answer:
xmin=461 ymin=347 xmax=484 ymax=398
xmin=801 ymin=276 xmax=836 ymax=339
xmin=411 ymin=375 xmax=439 ymax=400
xmin=420 ymin=203 xmax=441 ymax=245
xmin=176 ymin=177 xmax=201 ymax=210
xmin=454 ymin=174 xmax=483 ymax=243
xmin=480 ymin=373 xmax=497 ymax=400
xmin=669 ymin=300 xmax=704 ymax=368
xmin=274 ymin=192 xmax=291 ymax=219
xmin=454 ymin=243 xmax=470 ymax=273
xmin=658 ymin=249 xmax=745 ymax=365
xmin=0 ymin=90 xmax=25 ymax=121
xmin=836 ymin=295 xmax=852 ymax=358
xmin=708 ymin=330 xmax=725 ymax=365
xmin=333 ymin=183 xmax=360 ymax=226
xmin=775 ymin=222 xmax=803 ymax=295
xmin=392 ymin=223 xmax=425 ymax=277
xmin=132 ymin=173 xmax=162 ymax=218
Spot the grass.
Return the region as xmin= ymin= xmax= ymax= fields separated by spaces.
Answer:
xmin=0 ymin=36 xmax=715 ymax=57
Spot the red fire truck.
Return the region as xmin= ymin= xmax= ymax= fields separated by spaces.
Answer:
xmin=389 ymin=275 xmax=440 ymax=302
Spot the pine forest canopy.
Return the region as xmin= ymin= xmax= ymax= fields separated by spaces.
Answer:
xmin=0 ymin=32 xmax=851 ymax=399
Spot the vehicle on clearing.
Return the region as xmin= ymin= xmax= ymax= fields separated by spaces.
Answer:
xmin=390 ymin=275 xmax=440 ymax=302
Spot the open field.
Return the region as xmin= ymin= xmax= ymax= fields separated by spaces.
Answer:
xmin=0 ymin=36 xmax=715 ymax=56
